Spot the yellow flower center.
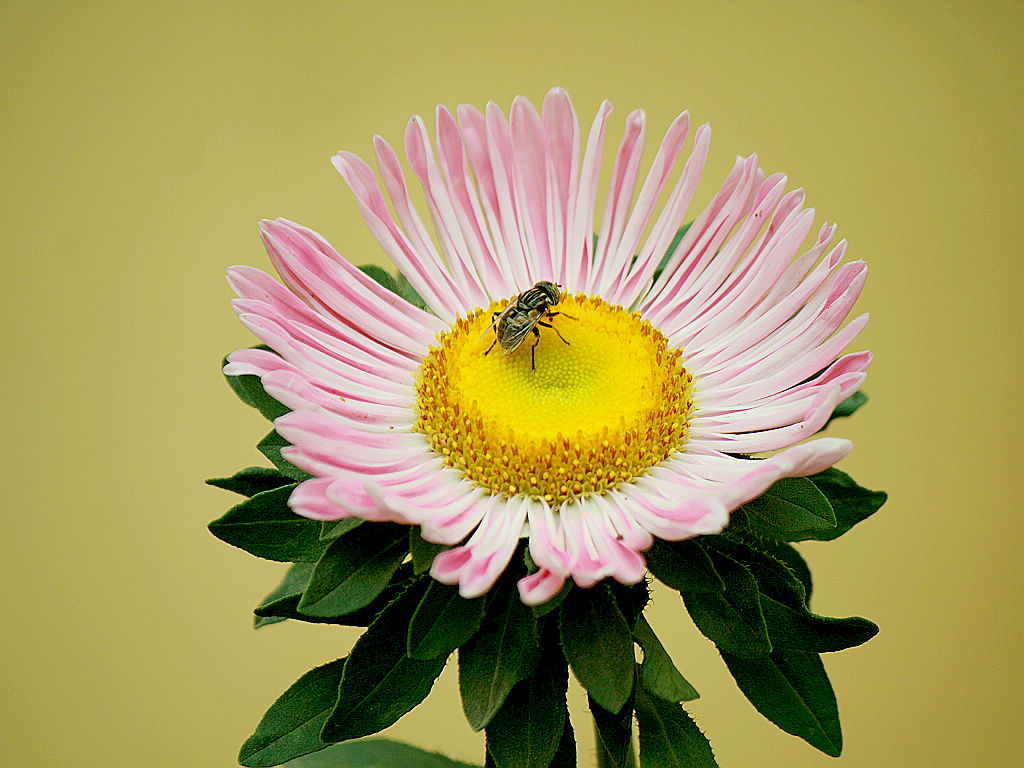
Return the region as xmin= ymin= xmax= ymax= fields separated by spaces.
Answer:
xmin=414 ymin=293 xmax=695 ymax=506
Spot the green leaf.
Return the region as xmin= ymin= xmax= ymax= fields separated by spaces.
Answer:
xmin=756 ymin=540 xmax=813 ymax=603
xmin=258 ymin=430 xmax=314 ymax=482
xmin=321 ymin=577 xmax=447 ymax=742
xmin=719 ymin=648 xmax=842 ymax=756
xmin=559 ymin=582 xmax=635 ymax=713
xmin=395 ymin=272 xmax=428 ymax=310
xmin=681 ymin=547 xmax=772 ymax=657
xmin=320 ymin=518 xmax=363 ymax=541
xmin=635 ymin=684 xmax=718 ymax=768
xmin=281 ymin=738 xmax=481 ymax=768
xmin=651 ymin=222 xmax=694 ymax=283
xmin=407 ymin=580 xmax=486 ymax=660
xmin=207 ymin=466 xmax=294 ymax=497
xmin=634 ymin=615 xmax=699 ymax=703
xmin=224 ymin=348 xmax=291 ymax=421
xmin=485 ymin=650 xmax=569 ymax=768
xmin=208 ymin=485 xmax=326 ymax=563
xmin=298 ymin=523 xmax=409 ymax=618
xmin=359 ymin=264 xmax=400 ymax=295
xmin=459 ymin=577 xmax=543 ymax=731
xmin=646 ymin=539 xmax=725 ymax=593
xmin=410 ymin=526 xmax=450 ymax=574
xmin=743 ymin=477 xmax=836 ymax=536
xmin=823 ymin=390 xmax=867 ymax=427
xmin=590 ymin=688 xmax=635 ymax=768
xmin=255 ymin=562 xmax=415 ymax=629
xmin=711 ymin=537 xmax=878 ymax=653
xmin=238 ymin=658 xmax=345 ymax=767
xmin=801 ymin=468 xmax=887 ymax=541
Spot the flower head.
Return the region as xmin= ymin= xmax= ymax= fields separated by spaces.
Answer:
xmin=225 ymin=88 xmax=869 ymax=604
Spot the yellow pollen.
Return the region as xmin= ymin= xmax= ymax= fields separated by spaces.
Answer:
xmin=414 ymin=293 xmax=695 ymax=507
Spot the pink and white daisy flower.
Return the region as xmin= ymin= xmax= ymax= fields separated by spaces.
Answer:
xmin=225 ymin=88 xmax=870 ymax=605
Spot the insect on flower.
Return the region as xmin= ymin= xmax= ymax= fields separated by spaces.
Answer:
xmin=482 ymin=281 xmax=571 ymax=369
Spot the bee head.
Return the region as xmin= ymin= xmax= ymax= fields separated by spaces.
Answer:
xmin=535 ymin=281 xmax=562 ymax=303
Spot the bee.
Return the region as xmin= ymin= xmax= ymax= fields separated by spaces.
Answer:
xmin=482 ymin=281 xmax=571 ymax=370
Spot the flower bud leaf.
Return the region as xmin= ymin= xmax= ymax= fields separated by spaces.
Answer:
xmin=719 ymin=648 xmax=842 ymax=757
xmin=634 ymin=683 xmax=718 ymax=768
xmin=407 ymin=580 xmax=486 ymax=660
xmin=208 ymin=484 xmax=325 ymax=563
xmin=559 ymin=582 xmax=635 ymax=714
xmin=321 ymin=578 xmax=447 ymax=743
xmin=634 ymin=615 xmax=699 ymax=703
xmin=238 ymin=657 xmax=345 ymax=767
xmin=298 ymin=523 xmax=410 ymax=618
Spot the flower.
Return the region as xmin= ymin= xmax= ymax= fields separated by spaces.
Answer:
xmin=225 ymin=88 xmax=869 ymax=605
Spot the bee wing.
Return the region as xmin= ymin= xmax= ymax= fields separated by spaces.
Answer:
xmin=499 ymin=313 xmax=539 ymax=353
xmin=478 ymin=304 xmax=517 ymax=341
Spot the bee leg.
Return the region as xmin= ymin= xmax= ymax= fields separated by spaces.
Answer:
xmin=484 ymin=338 xmax=497 ymax=356
xmin=537 ymin=320 xmax=571 ymax=346
xmin=531 ymin=326 xmax=541 ymax=370
xmin=547 ymin=311 xmax=577 ymax=321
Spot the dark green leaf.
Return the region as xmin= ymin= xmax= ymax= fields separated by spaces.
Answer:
xmin=590 ymin=687 xmax=635 ymax=768
xmin=710 ymin=537 xmax=877 ymax=653
xmin=757 ymin=540 xmax=813 ymax=603
xmin=258 ymin=430 xmax=313 ymax=482
xmin=608 ymin=579 xmax=651 ymax=629
xmin=407 ymin=580 xmax=486 ymax=660
xmin=801 ymin=468 xmax=887 ymax=541
xmin=410 ymin=526 xmax=450 ymax=574
xmin=281 ymin=738 xmax=481 ymax=768
xmin=559 ymin=582 xmax=635 ymax=713
xmin=646 ymin=539 xmax=725 ymax=593
xmin=255 ymin=562 xmax=415 ymax=629
xmin=720 ymin=648 xmax=842 ymax=756
xmin=238 ymin=658 xmax=345 ymax=767
xmin=207 ymin=466 xmax=294 ymax=497
xmin=459 ymin=577 xmax=543 ymax=731
xmin=359 ymin=264 xmax=400 ymax=295
xmin=635 ymin=684 xmax=717 ymax=768
xmin=823 ymin=390 xmax=867 ymax=428
xmin=396 ymin=272 xmax=428 ymax=310
xmin=208 ymin=485 xmax=326 ymax=563
xmin=651 ymin=223 xmax=694 ymax=283
xmin=634 ymin=615 xmax=699 ymax=703
xmin=321 ymin=578 xmax=447 ymax=742
xmin=743 ymin=477 xmax=836 ymax=536
xmin=485 ymin=651 xmax=569 ymax=768
xmin=681 ymin=548 xmax=771 ymax=657
xmin=298 ymin=523 xmax=409 ymax=618
xmin=320 ymin=518 xmax=363 ymax=541
xmin=224 ymin=349 xmax=291 ymax=421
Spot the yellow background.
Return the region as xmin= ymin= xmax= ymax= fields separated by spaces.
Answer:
xmin=3 ymin=1 xmax=1021 ymax=766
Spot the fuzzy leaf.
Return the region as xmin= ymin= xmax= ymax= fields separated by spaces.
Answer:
xmin=298 ymin=523 xmax=409 ymax=618
xmin=646 ymin=539 xmax=725 ymax=593
xmin=255 ymin=562 xmax=414 ymax=629
xmin=321 ymin=578 xmax=446 ymax=742
xmin=281 ymin=738 xmax=481 ymax=767
xmin=208 ymin=485 xmax=326 ymax=563
xmin=801 ymin=468 xmax=887 ymax=541
xmin=681 ymin=547 xmax=772 ymax=657
xmin=459 ymin=578 xmax=543 ymax=731
xmin=224 ymin=349 xmax=291 ymax=421
xmin=485 ymin=651 xmax=569 ymax=768
xmin=239 ymin=658 xmax=345 ymax=767
xmin=358 ymin=264 xmax=399 ymax=294
xmin=258 ymin=430 xmax=314 ymax=482
xmin=407 ymin=580 xmax=486 ymax=660
xmin=720 ymin=648 xmax=842 ymax=756
xmin=743 ymin=477 xmax=836 ymax=535
xmin=635 ymin=684 xmax=717 ymax=768
xmin=559 ymin=582 xmax=635 ymax=714
xmin=207 ymin=466 xmax=294 ymax=497
xmin=634 ymin=615 xmax=699 ymax=703
xmin=410 ymin=526 xmax=450 ymax=574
